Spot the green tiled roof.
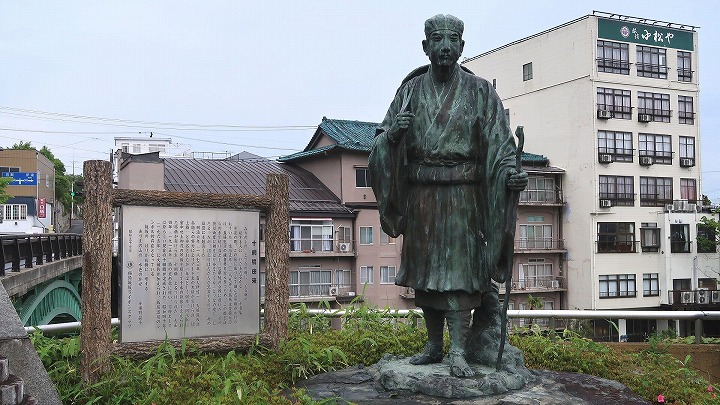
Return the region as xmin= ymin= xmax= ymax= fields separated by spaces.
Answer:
xmin=279 ymin=117 xmax=378 ymax=162
xmin=279 ymin=117 xmax=550 ymax=167
xmin=521 ymin=152 xmax=548 ymax=164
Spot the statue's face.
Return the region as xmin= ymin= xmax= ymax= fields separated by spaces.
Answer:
xmin=422 ymin=29 xmax=464 ymax=67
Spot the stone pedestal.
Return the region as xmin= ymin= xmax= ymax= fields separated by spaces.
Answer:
xmin=294 ymin=356 xmax=651 ymax=404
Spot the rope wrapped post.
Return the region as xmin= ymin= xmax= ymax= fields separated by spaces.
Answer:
xmin=262 ymin=174 xmax=289 ymax=346
xmin=80 ymin=160 xmax=113 ymax=383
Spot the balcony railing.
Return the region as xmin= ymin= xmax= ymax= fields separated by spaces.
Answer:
xmin=519 ymin=189 xmax=563 ymax=205
xmin=668 ymin=290 xmax=719 ymax=305
xmin=515 ymin=238 xmax=565 ymax=251
xmin=511 ymin=276 xmax=564 ymax=291
xmin=289 ymin=239 xmax=355 ymax=255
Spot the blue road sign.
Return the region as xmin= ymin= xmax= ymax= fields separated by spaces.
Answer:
xmin=2 ymin=172 xmax=38 ymax=186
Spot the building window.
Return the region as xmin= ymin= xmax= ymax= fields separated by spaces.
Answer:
xmin=639 ymin=177 xmax=673 ymax=207
xmin=359 ymin=226 xmax=373 ymax=245
xmin=638 ymin=133 xmax=672 ymax=164
xmin=360 ymin=266 xmax=374 ymax=284
xmin=355 ymin=167 xmax=371 ymax=188
xmin=678 ymin=136 xmax=695 ymax=168
xmin=677 ymin=51 xmax=692 ymax=82
xmin=518 ymin=259 xmax=552 ymax=289
xmin=120 ymin=143 xmax=129 ymax=153
xmin=680 ymin=178 xmax=697 ymax=203
xmin=636 ymin=46 xmax=667 ymax=79
xmin=148 ymin=143 xmax=166 ymax=153
xmin=336 ymin=226 xmax=351 ymax=243
xmin=380 ymin=266 xmax=397 ymax=284
xmin=380 ymin=231 xmax=396 ymax=245
xmin=697 ymin=224 xmax=717 ymax=254
xmin=638 ymin=92 xmax=671 ymax=123
xmin=678 ymin=96 xmax=694 ymax=125
xmin=527 ymin=215 xmax=544 ymax=222
xmin=520 ymin=176 xmax=557 ymax=203
xmin=670 ymin=224 xmax=690 ymax=253
xmin=335 ymin=269 xmax=352 ymax=288
xmin=522 ymin=62 xmax=533 ymax=81
xmin=597 ymin=40 xmax=629 ymax=74
xmin=132 ymin=144 xmax=141 ymax=153
xmin=289 ymin=268 xmax=332 ymax=297
xmin=597 ymin=222 xmax=635 ymax=253
xmin=290 ymin=219 xmax=333 ymax=252
xmin=597 ymin=88 xmax=632 ymax=119
xmin=599 ymin=274 xmax=637 ymax=298
xmin=518 ymin=224 xmax=553 ymax=249
xmin=599 ymin=175 xmax=634 ymax=206
xmin=598 ymin=131 xmax=633 ymax=162
xmin=640 ymin=223 xmax=660 ymax=252
xmin=0 ymin=167 xmax=20 ymax=173
xmin=643 ymin=273 xmax=660 ymax=296
xmin=3 ymin=204 xmax=27 ymax=221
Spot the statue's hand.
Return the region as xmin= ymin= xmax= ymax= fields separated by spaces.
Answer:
xmin=387 ymin=111 xmax=414 ymax=143
xmin=507 ymin=169 xmax=528 ymax=191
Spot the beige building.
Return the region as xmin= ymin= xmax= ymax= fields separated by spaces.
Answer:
xmin=463 ymin=12 xmax=719 ymax=338
xmin=0 ymin=149 xmax=56 ymax=233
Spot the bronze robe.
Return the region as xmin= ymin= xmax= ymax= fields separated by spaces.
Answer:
xmin=369 ymin=65 xmax=516 ymax=308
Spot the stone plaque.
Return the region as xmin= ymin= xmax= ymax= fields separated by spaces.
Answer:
xmin=119 ymin=205 xmax=260 ymax=342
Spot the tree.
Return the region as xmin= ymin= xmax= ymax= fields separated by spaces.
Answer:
xmin=0 ymin=177 xmax=13 ymax=204
xmin=10 ymin=141 xmax=33 ymax=150
xmin=697 ymin=216 xmax=719 ymax=253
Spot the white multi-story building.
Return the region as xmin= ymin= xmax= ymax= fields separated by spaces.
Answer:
xmin=463 ymin=11 xmax=719 ymax=339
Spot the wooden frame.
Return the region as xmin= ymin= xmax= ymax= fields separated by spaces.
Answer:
xmin=80 ymin=160 xmax=289 ymax=382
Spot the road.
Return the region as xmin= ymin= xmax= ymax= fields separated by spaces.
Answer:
xmin=68 ymin=219 xmax=83 ymax=234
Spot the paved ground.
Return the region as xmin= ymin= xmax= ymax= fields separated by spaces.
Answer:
xmin=67 ymin=219 xmax=83 ymax=234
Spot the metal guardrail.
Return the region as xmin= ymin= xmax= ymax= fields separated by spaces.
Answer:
xmin=25 ymin=310 xmax=720 ymax=343
xmin=0 ymin=233 xmax=83 ymax=276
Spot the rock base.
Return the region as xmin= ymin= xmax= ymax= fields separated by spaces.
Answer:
xmin=294 ymin=356 xmax=651 ymax=404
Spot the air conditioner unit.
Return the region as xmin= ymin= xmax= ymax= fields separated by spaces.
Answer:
xmin=680 ymin=158 xmax=694 ymax=167
xmin=600 ymin=199 xmax=612 ymax=208
xmin=329 ymin=287 xmax=339 ymax=296
xmin=639 ymin=156 xmax=654 ymax=166
xmin=599 ymin=154 xmax=613 ymax=163
xmin=338 ymin=243 xmax=350 ymax=253
xmin=597 ymin=110 xmax=612 ymax=119
xmin=711 ymin=290 xmax=720 ymax=303
xmin=687 ymin=203 xmax=696 ymax=213
xmin=680 ymin=291 xmax=695 ymax=304
xmin=550 ymin=280 xmax=560 ymax=288
xmin=697 ymin=290 xmax=709 ymax=304
xmin=665 ymin=204 xmax=674 ymax=212
xmin=638 ymin=113 xmax=652 ymax=122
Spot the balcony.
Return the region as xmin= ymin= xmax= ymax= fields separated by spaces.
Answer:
xmin=667 ymin=290 xmax=720 ymax=306
xmin=515 ymin=238 xmax=566 ymax=253
xmin=511 ymin=276 xmax=565 ymax=291
xmin=288 ymin=283 xmax=357 ymax=303
xmin=519 ymin=189 xmax=564 ymax=206
xmin=290 ymin=239 xmax=356 ymax=257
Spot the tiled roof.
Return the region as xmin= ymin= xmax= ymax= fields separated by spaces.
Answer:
xmin=521 ymin=152 xmax=548 ymax=164
xmin=278 ymin=117 xmax=378 ymax=162
xmin=163 ymin=154 xmax=354 ymax=216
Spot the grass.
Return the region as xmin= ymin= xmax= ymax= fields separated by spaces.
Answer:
xmin=32 ymin=307 xmax=719 ymax=404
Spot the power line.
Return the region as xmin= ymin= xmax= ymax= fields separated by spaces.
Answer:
xmin=0 ymin=106 xmax=316 ymax=131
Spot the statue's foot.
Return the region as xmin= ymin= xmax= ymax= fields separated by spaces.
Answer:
xmin=409 ymin=343 xmax=443 ymax=365
xmin=449 ymin=353 xmax=475 ymax=378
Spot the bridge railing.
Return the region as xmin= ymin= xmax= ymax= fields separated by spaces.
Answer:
xmin=0 ymin=233 xmax=83 ymax=276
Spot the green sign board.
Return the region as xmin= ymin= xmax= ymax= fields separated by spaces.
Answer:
xmin=598 ymin=18 xmax=694 ymax=51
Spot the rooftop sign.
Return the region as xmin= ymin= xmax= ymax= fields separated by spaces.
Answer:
xmin=598 ymin=18 xmax=694 ymax=51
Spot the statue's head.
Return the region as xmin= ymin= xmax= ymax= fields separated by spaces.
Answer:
xmin=422 ymin=14 xmax=465 ymax=68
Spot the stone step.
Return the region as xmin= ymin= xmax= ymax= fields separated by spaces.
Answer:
xmin=0 ymin=356 xmax=37 ymax=405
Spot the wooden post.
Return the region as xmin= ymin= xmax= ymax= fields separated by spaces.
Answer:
xmin=80 ymin=160 xmax=113 ymax=383
xmin=263 ymin=174 xmax=289 ymax=347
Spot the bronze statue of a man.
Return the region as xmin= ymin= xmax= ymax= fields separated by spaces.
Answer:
xmin=369 ymin=14 xmax=527 ymax=378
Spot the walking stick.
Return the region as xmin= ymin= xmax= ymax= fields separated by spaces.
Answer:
xmin=496 ymin=126 xmax=524 ymax=371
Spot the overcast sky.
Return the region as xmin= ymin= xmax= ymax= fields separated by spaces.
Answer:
xmin=2 ymin=1 xmax=719 ymax=199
